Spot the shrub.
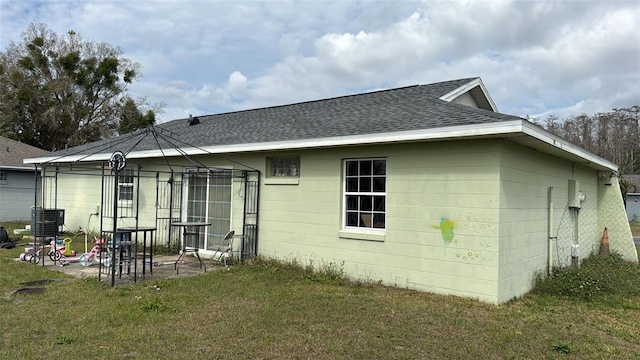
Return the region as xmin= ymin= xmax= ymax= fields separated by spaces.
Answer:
xmin=250 ymin=256 xmax=346 ymax=286
xmin=533 ymin=252 xmax=640 ymax=302
xmin=304 ymin=259 xmax=345 ymax=285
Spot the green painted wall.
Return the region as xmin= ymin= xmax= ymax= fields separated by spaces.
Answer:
xmin=496 ymin=142 xmax=600 ymax=303
xmin=235 ymin=141 xmax=503 ymax=303
xmin=47 ymin=161 xmax=249 ymax=252
xmin=495 ymin=142 xmax=637 ymax=303
xmin=597 ymin=175 xmax=638 ymax=262
xmin=47 ymin=137 xmax=637 ymax=304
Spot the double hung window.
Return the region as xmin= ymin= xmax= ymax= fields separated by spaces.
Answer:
xmin=118 ymin=169 xmax=134 ymax=204
xmin=344 ymin=159 xmax=386 ymax=229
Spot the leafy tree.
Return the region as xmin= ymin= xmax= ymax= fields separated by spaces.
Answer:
xmin=0 ymin=23 xmax=156 ymax=151
xmin=118 ymin=98 xmax=156 ymax=134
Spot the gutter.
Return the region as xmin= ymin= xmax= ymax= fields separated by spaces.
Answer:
xmin=23 ymin=119 xmax=618 ymax=172
xmin=0 ymin=165 xmax=41 ymax=171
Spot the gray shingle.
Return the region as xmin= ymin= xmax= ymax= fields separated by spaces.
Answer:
xmin=44 ymin=78 xmax=523 ymax=158
xmin=0 ymin=136 xmax=48 ymax=168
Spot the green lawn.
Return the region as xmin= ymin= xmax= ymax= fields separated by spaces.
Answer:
xmin=1 ymin=222 xmax=640 ymax=359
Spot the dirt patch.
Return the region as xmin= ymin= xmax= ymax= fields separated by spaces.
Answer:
xmin=13 ymin=287 xmax=46 ymax=295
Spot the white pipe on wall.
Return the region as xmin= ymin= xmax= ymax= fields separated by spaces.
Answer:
xmin=548 ymin=187 xmax=554 ymax=275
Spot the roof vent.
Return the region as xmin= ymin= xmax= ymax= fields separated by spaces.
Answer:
xmin=188 ymin=115 xmax=200 ymax=126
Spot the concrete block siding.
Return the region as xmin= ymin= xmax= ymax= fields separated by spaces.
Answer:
xmin=48 ymin=138 xmax=635 ymax=304
xmin=497 ymin=142 xmax=598 ymax=303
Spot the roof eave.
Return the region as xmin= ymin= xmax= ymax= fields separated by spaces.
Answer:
xmin=0 ymin=165 xmax=39 ymax=171
xmin=519 ymin=121 xmax=617 ymax=171
xmin=25 ymin=120 xmax=617 ymax=172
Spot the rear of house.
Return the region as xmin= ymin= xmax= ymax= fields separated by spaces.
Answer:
xmin=25 ymin=78 xmax=637 ymax=304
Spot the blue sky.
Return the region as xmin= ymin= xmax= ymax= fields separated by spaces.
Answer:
xmin=1 ymin=0 xmax=638 ymax=123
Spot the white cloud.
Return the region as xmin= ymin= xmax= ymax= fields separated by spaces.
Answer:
xmin=226 ymin=71 xmax=248 ymax=100
xmin=1 ymin=0 xmax=638 ymax=123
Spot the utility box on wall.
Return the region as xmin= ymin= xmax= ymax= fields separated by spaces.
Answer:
xmin=568 ymin=180 xmax=581 ymax=208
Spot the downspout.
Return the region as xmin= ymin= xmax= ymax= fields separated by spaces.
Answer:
xmin=253 ymin=171 xmax=261 ymax=259
xmin=574 ymin=208 xmax=580 ymax=268
xmin=168 ymin=170 xmax=174 ymax=249
xmin=548 ymin=187 xmax=554 ymax=276
xmin=111 ymin=165 xmax=119 ymax=287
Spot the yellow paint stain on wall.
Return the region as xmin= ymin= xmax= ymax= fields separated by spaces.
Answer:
xmin=440 ymin=218 xmax=456 ymax=244
xmin=432 ymin=218 xmax=456 ymax=249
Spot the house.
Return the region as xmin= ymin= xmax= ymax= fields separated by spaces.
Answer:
xmin=0 ymin=136 xmax=48 ymax=221
xmin=24 ymin=77 xmax=637 ymax=304
xmin=623 ymin=174 xmax=640 ymax=222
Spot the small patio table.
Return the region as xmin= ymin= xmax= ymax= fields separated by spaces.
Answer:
xmin=117 ymin=226 xmax=157 ymax=277
xmin=101 ymin=230 xmax=136 ymax=285
xmin=170 ymin=222 xmax=210 ymax=274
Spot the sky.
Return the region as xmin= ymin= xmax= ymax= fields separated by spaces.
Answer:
xmin=1 ymin=0 xmax=639 ymax=123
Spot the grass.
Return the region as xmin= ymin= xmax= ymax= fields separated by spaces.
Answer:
xmin=1 ymin=222 xmax=640 ymax=358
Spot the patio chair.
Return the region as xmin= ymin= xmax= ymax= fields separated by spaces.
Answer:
xmin=210 ymin=230 xmax=234 ymax=267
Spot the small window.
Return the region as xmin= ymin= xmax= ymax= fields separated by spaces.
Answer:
xmin=344 ymin=158 xmax=386 ymax=230
xmin=118 ymin=169 xmax=134 ymax=203
xmin=267 ymin=157 xmax=300 ymax=177
xmin=0 ymin=171 xmax=6 ymax=184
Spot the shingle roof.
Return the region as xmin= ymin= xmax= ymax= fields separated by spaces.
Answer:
xmin=35 ymin=77 xmax=524 ymax=159
xmin=0 ymin=136 xmax=48 ymax=168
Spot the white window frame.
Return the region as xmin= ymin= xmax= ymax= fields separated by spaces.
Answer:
xmin=0 ymin=171 xmax=6 ymax=184
xmin=182 ymin=167 xmax=233 ymax=252
xmin=343 ymin=158 xmax=386 ymax=231
xmin=118 ymin=169 xmax=134 ymax=205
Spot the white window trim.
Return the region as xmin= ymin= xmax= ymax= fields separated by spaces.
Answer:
xmin=264 ymin=177 xmax=299 ymax=185
xmin=338 ymin=229 xmax=385 ymax=242
xmin=117 ymin=169 xmax=134 ymax=206
xmin=342 ymin=158 xmax=387 ymax=234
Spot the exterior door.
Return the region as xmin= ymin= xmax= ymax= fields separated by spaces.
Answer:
xmin=184 ymin=168 xmax=232 ymax=251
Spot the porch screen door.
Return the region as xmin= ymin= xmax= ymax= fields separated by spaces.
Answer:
xmin=185 ymin=169 xmax=232 ymax=250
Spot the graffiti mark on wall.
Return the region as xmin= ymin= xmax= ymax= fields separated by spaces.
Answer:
xmin=456 ymin=250 xmax=488 ymax=264
xmin=432 ymin=218 xmax=456 ymax=253
xmin=430 ymin=215 xmax=490 ymax=263
xmin=439 ymin=218 xmax=456 ymax=244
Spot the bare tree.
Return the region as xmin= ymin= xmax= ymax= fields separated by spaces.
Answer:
xmin=543 ymin=107 xmax=640 ymax=174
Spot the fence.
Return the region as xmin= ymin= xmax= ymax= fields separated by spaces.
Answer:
xmin=555 ymin=195 xmax=637 ymax=268
xmin=0 ymin=186 xmax=36 ymax=222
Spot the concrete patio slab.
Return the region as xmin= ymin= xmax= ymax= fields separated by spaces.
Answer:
xmin=25 ymin=253 xmax=229 ymax=285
